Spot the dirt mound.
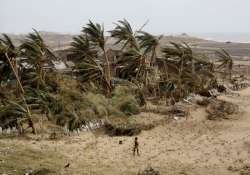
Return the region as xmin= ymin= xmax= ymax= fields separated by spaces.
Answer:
xmin=137 ymin=167 xmax=160 ymax=175
xmin=206 ymin=99 xmax=239 ymax=120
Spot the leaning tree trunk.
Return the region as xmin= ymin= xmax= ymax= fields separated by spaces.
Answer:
xmin=103 ymin=49 xmax=112 ymax=94
xmin=12 ymin=59 xmax=20 ymax=97
xmin=228 ymin=63 xmax=232 ymax=81
xmin=150 ymin=47 xmax=156 ymax=66
xmin=178 ymin=60 xmax=184 ymax=99
xmin=5 ymin=53 xmax=36 ymax=134
xmin=37 ymin=57 xmax=44 ymax=90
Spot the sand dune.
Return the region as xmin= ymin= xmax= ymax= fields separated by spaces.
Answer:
xmin=1 ymin=88 xmax=250 ymax=174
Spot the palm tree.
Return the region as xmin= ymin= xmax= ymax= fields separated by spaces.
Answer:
xmin=109 ymin=19 xmax=139 ymax=50
xmin=216 ymin=49 xmax=233 ymax=81
xmin=162 ymin=43 xmax=218 ymax=97
xmin=82 ymin=21 xmax=111 ymax=91
xmin=161 ymin=42 xmax=209 ymax=98
xmin=136 ymin=31 xmax=163 ymax=66
xmin=69 ymin=33 xmax=111 ymax=92
xmin=110 ymin=19 xmax=152 ymax=85
xmin=0 ymin=34 xmax=37 ymax=134
xmin=20 ymin=29 xmax=56 ymax=89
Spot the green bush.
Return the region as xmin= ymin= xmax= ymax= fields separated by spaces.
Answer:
xmin=112 ymin=86 xmax=140 ymax=116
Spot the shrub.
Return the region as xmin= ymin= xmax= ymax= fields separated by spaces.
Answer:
xmin=112 ymin=86 xmax=140 ymax=116
xmin=117 ymin=96 xmax=140 ymax=116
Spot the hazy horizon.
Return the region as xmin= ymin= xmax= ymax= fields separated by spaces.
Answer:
xmin=1 ymin=0 xmax=250 ymax=42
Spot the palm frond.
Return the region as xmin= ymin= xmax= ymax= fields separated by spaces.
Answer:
xmin=82 ymin=20 xmax=105 ymax=50
xmin=109 ymin=19 xmax=138 ymax=50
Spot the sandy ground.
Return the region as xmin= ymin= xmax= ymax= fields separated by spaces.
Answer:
xmin=1 ymin=88 xmax=250 ymax=175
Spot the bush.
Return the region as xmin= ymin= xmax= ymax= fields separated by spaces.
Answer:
xmin=118 ymin=96 xmax=140 ymax=115
xmin=104 ymin=122 xmax=141 ymax=136
xmin=206 ymin=99 xmax=239 ymax=120
xmin=111 ymin=86 xmax=140 ymax=116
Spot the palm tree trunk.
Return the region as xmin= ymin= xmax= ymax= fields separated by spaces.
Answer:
xmin=37 ymin=58 xmax=43 ymax=90
xmin=103 ymin=49 xmax=112 ymax=93
xmin=178 ymin=60 xmax=184 ymax=98
xmin=163 ymin=61 xmax=169 ymax=79
xmin=150 ymin=48 xmax=156 ymax=66
xmin=13 ymin=59 xmax=20 ymax=97
xmin=191 ymin=58 xmax=195 ymax=75
xmin=228 ymin=64 xmax=232 ymax=81
xmin=5 ymin=53 xmax=24 ymax=94
xmin=5 ymin=53 xmax=36 ymax=134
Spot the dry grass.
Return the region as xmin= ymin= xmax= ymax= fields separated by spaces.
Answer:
xmin=0 ymin=139 xmax=64 ymax=174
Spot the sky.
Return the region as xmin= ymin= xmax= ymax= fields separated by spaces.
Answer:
xmin=0 ymin=0 xmax=250 ymax=36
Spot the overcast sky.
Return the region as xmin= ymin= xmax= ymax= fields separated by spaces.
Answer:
xmin=1 ymin=0 xmax=250 ymax=35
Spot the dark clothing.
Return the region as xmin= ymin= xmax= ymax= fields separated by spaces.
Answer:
xmin=133 ymin=139 xmax=139 ymax=156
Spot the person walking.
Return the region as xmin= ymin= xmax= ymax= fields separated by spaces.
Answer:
xmin=133 ymin=137 xmax=140 ymax=156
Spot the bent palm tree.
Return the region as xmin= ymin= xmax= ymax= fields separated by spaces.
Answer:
xmin=0 ymin=34 xmax=36 ymax=134
xmin=82 ymin=21 xmax=111 ymax=91
xmin=216 ymin=49 xmax=233 ymax=81
xmin=161 ymin=42 xmax=215 ymax=98
xmin=136 ymin=31 xmax=163 ymax=66
xmin=109 ymin=19 xmax=139 ymax=50
xmin=70 ymin=34 xmax=110 ymax=91
xmin=20 ymin=29 xmax=56 ymax=89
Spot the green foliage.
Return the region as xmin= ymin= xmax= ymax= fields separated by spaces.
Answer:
xmin=109 ymin=19 xmax=138 ymax=50
xmin=0 ymin=34 xmax=18 ymax=85
xmin=0 ymin=100 xmax=28 ymax=128
xmin=136 ymin=31 xmax=163 ymax=55
xmin=19 ymin=29 xmax=57 ymax=89
xmin=69 ymin=34 xmax=97 ymax=62
xmin=82 ymin=20 xmax=105 ymax=50
xmin=112 ymin=86 xmax=140 ymax=116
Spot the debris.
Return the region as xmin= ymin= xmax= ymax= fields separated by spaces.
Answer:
xmin=24 ymin=168 xmax=53 ymax=175
xmin=206 ymin=99 xmax=239 ymax=120
xmin=174 ymin=116 xmax=181 ymax=120
xmin=64 ymin=163 xmax=70 ymax=168
xmin=168 ymin=105 xmax=189 ymax=118
xmin=138 ymin=167 xmax=160 ymax=175
xmin=196 ymin=97 xmax=210 ymax=106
